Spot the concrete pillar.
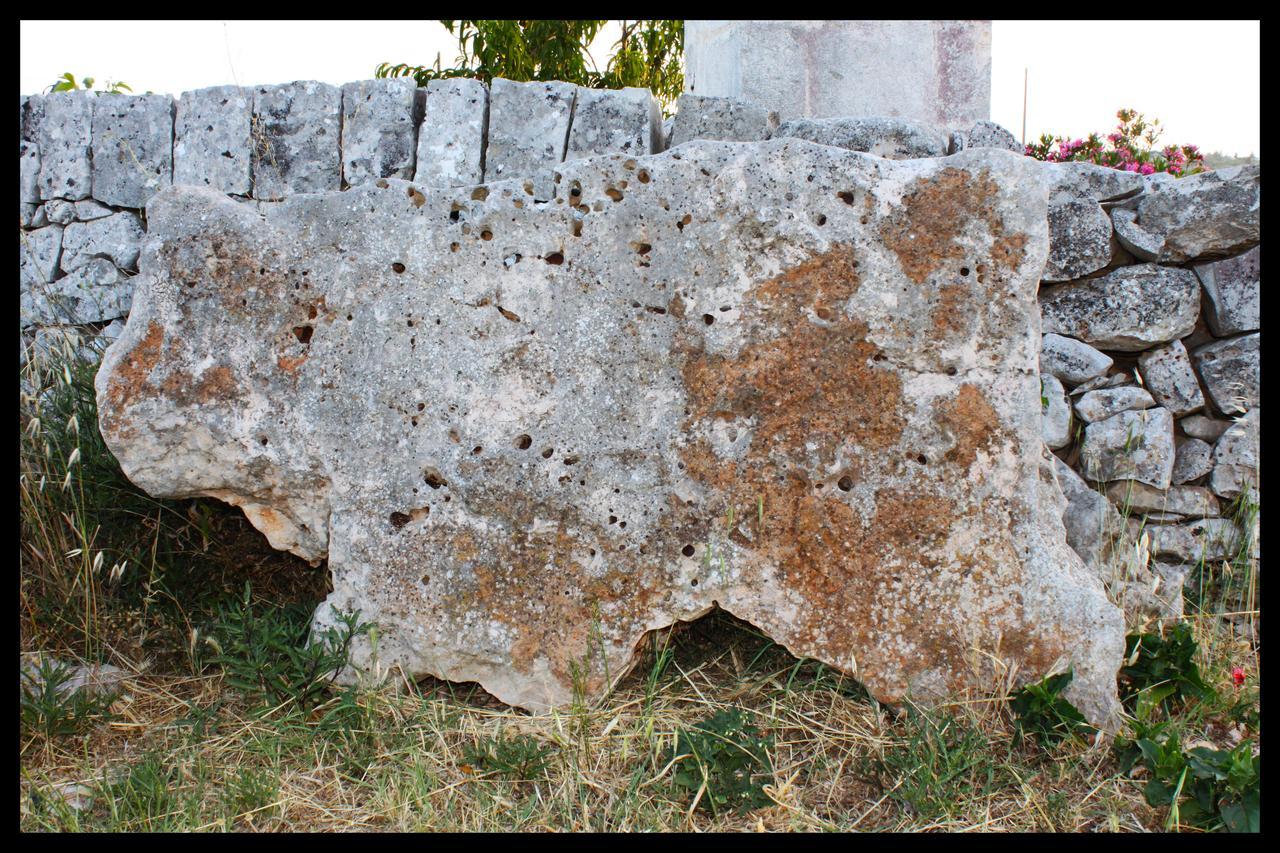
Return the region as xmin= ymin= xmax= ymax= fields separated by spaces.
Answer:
xmin=684 ymin=20 xmax=991 ymax=127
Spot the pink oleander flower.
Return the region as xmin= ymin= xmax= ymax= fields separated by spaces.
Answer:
xmin=1139 ymin=163 xmax=1155 ymax=175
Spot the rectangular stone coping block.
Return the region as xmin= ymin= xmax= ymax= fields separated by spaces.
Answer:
xmin=414 ymin=78 xmax=489 ymax=188
xmin=341 ymin=78 xmax=423 ymax=187
xmin=37 ymin=91 xmax=94 ymax=201
xmin=565 ymin=86 xmax=663 ymax=160
xmin=94 ymin=143 xmax=1124 ymax=727
xmin=484 ymin=78 xmax=576 ymax=199
xmin=669 ymin=93 xmax=779 ymax=146
xmin=91 ymin=93 xmax=175 ymax=208
xmin=684 ymin=20 xmax=991 ymax=127
xmin=175 ymin=85 xmax=253 ymax=196
xmin=251 ymin=80 xmax=342 ymax=200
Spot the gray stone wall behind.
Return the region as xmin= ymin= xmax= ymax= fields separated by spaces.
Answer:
xmin=19 ymin=79 xmax=1260 ymax=634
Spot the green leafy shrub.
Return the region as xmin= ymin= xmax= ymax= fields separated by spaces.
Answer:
xmin=46 ymin=72 xmax=132 ymax=95
xmin=1008 ymin=670 xmax=1092 ymax=748
xmin=461 ymin=730 xmax=557 ymax=781
xmin=669 ymin=707 xmax=773 ymax=815
xmin=1120 ymin=623 xmax=1215 ymax=715
xmin=20 ymin=657 xmax=118 ymax=739
xmin=208 ymin=584 xmax=371 ymax=712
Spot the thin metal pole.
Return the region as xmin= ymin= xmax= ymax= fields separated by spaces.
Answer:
xmin=1021 ymin=67 xmax=1028 ymax=146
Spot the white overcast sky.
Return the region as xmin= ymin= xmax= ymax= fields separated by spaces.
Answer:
xmin=19 ymin=20 xmax=1260 ymax=156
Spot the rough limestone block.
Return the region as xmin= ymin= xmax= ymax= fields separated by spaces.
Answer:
xmin=684 ymin=20 xmax=990 ymax=126
xmin=1110 ymin=166 xmax=1260 ymax=263
xmin=1144 ymin=518 xmax=1241 ymax=564
xmin=21 ymin=94 xmax=44 ymax=143
xmin=1074 ymin=387 xmax=1154 ymax=423
xmin=484 ymin=78 xmax=575 ymax=200
xmin=74 ymin=199 xmax=113 ymax=221
xmin=949 ymin=120 xmax=1021 ymax=154
xmin=1172 ymin=437 xmax=1214 ymax=485
xmin=414 ymin=78 xmax=488 ymax=188
xmin=341 ymin=78 xmax=422 ymax=187
xmin=95 ymin=144 xmax=1125 ymax=725
xmin=1051 ymin=455 xmax=1122 ymax=581
xmin=668 ymin=94 xmax=778 ymax=147
xmin=1193 ymin=247 xmax=1259 ymax=337
xmin=770 ymin=116 xmax=948 ymax=160
xmin=20 ymin=225 xmax=64 ymax=288
xmin=174 ymin=85 xmax=253 ymax=196
xmin=1039 ymin=264 xmax=1200 ymax=352
xmin=1191 ymin=333 xmax=1259 ymax=416
xmin=45 ymin=199 xmax=77 ymax=225
xmin=1105 ymin=481 xmax=1218 ymax=519
xmin=1039 ymin=333 xmax=1112 ymax=387
xmin=21 ymin=258 xmax=130 ymax=327
xmin=251 ymin=81 xmax=342 ymax=200
xmin=566 ymin=87 xmax=662 ymax=160
xmin=20 ymin=203 xmax=42 ymax=229
xmin=1210 ymin=410 xmax=1258 ymax=499
xmin=37 ymin=91 xmax=94 ymax=201
xmin=1136 ymin=341 xmax=1204 ymax=417
xmin=91 ymin=94 xmax=174 ymax=208
xmin=1040 ymin=161 xmax=1144 ymax=206
xmin=1180 ymin=414 xmax=1232 ymax=442
xmin=1040 ymin=373 xmax=1071 ymax=449
xmin=20 ymin=140 xmax=41 ymax=203
xmin=1041 ymin=199 xmax=1113 ymax=282
xmin=1079 ymin=407 xmax=1175 ymax=489
xmin=60 ymin=212 xmax=145 ymax=274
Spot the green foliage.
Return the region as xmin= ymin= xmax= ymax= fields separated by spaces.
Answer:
xmin=47 ymin=72 xmax=132 ymax=95
xmin=1117 ymin=722 xmax=1259 ymax=831
xmin=376 ymin=20 xmax=684 ymax=114
xmin=20 ymin=657 xmax=118 ymax=739
xmin=221 ymin=766 xmax=281 ymax=824
xmin=1008 ymin=670 xmax=1092 ymax=747
xmin=865 ymin=705 xmax=999 ymax=821
xmin=461 ymin=730 xmax=557 ymax=781
xmin=208 ymin=584 xmax=371 ymax=712
xmin=1121 ymin=623 xmax=1215 ymax=714
xmin=669 ymin=707 xmax=773 ymax=815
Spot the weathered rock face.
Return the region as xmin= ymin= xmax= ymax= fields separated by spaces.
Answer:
xmin=770 ymin=116 xmax=949 ymax=160
xmin=1041 ymin=199 xmax=1113 ymax=283
xmin=1110 ymin=165 xmax=1260 ymax=263
xmin=668 ymin=94 xmax=778 ymax=146
xmin=96 ymin=142 xmax=1125 ymax=725
xmin=1039 ymin=264 xmax=1200 ymax=352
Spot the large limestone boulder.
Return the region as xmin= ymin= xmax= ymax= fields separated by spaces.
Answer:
xmin=1111 ymin=165 xmax=1260 ymax=263
xmin=95 ymin=142 xmax=1124 ymax=725
xmin=1039 ymin=264 xmax=1200 ymax=352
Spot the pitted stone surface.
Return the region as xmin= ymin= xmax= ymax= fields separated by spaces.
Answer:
xmin=174 ymin=85 xmax=253 ymax=196
xmin=1193 ymin=247 xmax=1259 ymax=337
xmin=91 ymin=93 xmax=174 ymax=208
xmin=96 ymin=143 xmax=1125 ymax=725
xmin=1110 ymin=165 xmax=1260 ymax=263
xmin=340 ymin=78 xmax=423 ymax=187
xmin=1040 ymin=333 xmax=1112 ymax=386
xmin=1079 ymin=407 xmax=1175 ymax=489
xmin=485 ymin=79 xmax=576 ymax=200
xmin=414 ymin=79 xmax=488 ymax=188
xmin=1042 ymin=199 xmax=1113 ymax=282
xmin=60 ymin=211 xmax=145 ymax=274
xmin=770 ymin=116 xmax=949 ymax=160
xmin=1040 ymin=374 xmax=1071 ymax=449
xmin=1137 ymin=340 xmax=1205 ymax=417
xmin=1191 ymin=333 xmax=1259 ymax=416
xmin=566 ymin=87 xmax=663 ymax=160
xmin=251 ymin=81 xmax=342 ymax=200
xmin=37 ymin=92 xmax=94 ymax=201
xmin=1039 ymin=264 xmax=1200 ymax=352
xmin=668 ymin=94 xmax=779 ymax=147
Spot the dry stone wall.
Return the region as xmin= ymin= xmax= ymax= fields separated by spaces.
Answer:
xmin=20 ymin=78 xmax=1261 ymax=716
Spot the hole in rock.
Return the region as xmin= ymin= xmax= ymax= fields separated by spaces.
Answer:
xmin=682 ymin=544 xmax=695 ymax=557
xmin=472 ymin=446 xmax=483 ymax=455
xmin=514 ymin=434 xmax=532 ymax=450
xmin=815 ymin=214 xmax=827 ymax=226
xmin=423 ymin=468 xmax=448 ymax=489
xmin=605 ymin=187 xmax=623 ymax=202
xmin=481 ymin=230 xmax=493 ymax=241
xmin=702 ymin=314 xmax=715 ymax=326
xmin=389 ymin=512 xmax=411 ymax=530
xmin=960 ymin=266 xmax=970 ymax=276
xmin=541 ymin=447 xmax=554 ymax=459
xmin=837 ymin=476 xmax=853 ymax=491
xmin=292 ymin=325 xmax=314 ymax=344
xmin=544 ymin=252 xmax=564 ymax=265
xmin=471 ymin=187 xmax=489 ymax=201
xmin=837 ymin=191 xmax=856 ymax=205
xmin=392 ymin=262 xmax=406 ymax=274
xmin=916 ymin=454 xmax=928 ymax=465
xmin=563 ymin=455 xmax=580 ymax=466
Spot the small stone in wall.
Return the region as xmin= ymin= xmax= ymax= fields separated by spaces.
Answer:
xmin=59 ymin=211 xmax=145 ymax=274
xmin=949 ymin=120 xmax=1021 ymax=154
xmin=1052 ymin=455 xmax=1123 ymax=579
xmin=1143 ymin=517 xmax=1242 ymax=564
xmin=1172 ymin=437 xmax=1214 ymax=484
xmin=1110 ymin=165 xmax=1260 ymax=263
xmin=1039 ymin=263 xmax=1200 ymax=352
xmin=1079 ymin=406 xmax=1175 ymax=489
xmin=1193 ymin=246 xmax=1259 ymax=337
xmin=1040 ymin=161 xmax=1145 ymax=206
xmin=485 ymin=78 xmax=576 ymax=201
xmin=1180 ymin=413 xmax=1233 ymax=442
xmin=340 ymin=78 xmax=422 ymax=187
xmin=91 ymin=93 xmax=174 ymax=208
xmin=1040 ymin=373 xmax=1071 ymax=449
xmin=667 ymin=93 xmax=779 ymax=147
xmin=36 ymin=91 xmax=94 ymax=201
xmin=414 ymin=78 xmax=488 ymax=188
xmin=19 ymin=225 xmax=64 ymax=287
xmin=1105 ymin=481 xmax=1219 ymax=519
xmin=20 ymin=140 xmax=41 ymax=204
xmin=1040 ymin=333 xmax=1112 ymax=386
xmin=21 ymin=257 xmax=130 ymax=328
xmin=174 ymin=84 xmax=253 ymax=196
xmin=565 ymin=87 xmax=663 ymax=160
xmin=1191 ymin=333 xmax=1259 ymax=416
xmin=74 ymin=199 xmax=114 ymax=221
xmin=1210 ymin=410 xmax=1258 ymax=499
xmin=1136 ymin=340 xmax=1205 ymax=417
xmin=770 ymin=116 xmax=949 ymax=159
xmin=250 ymin=81 xmax=342 ymax=200
xmin=45 ymin=199 xmax=77 ymax=225
xmin=1041 ymin=199 xmax=1113 ymax=282
xmin=1074 ymin=386 xmax=1154 ymax=423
